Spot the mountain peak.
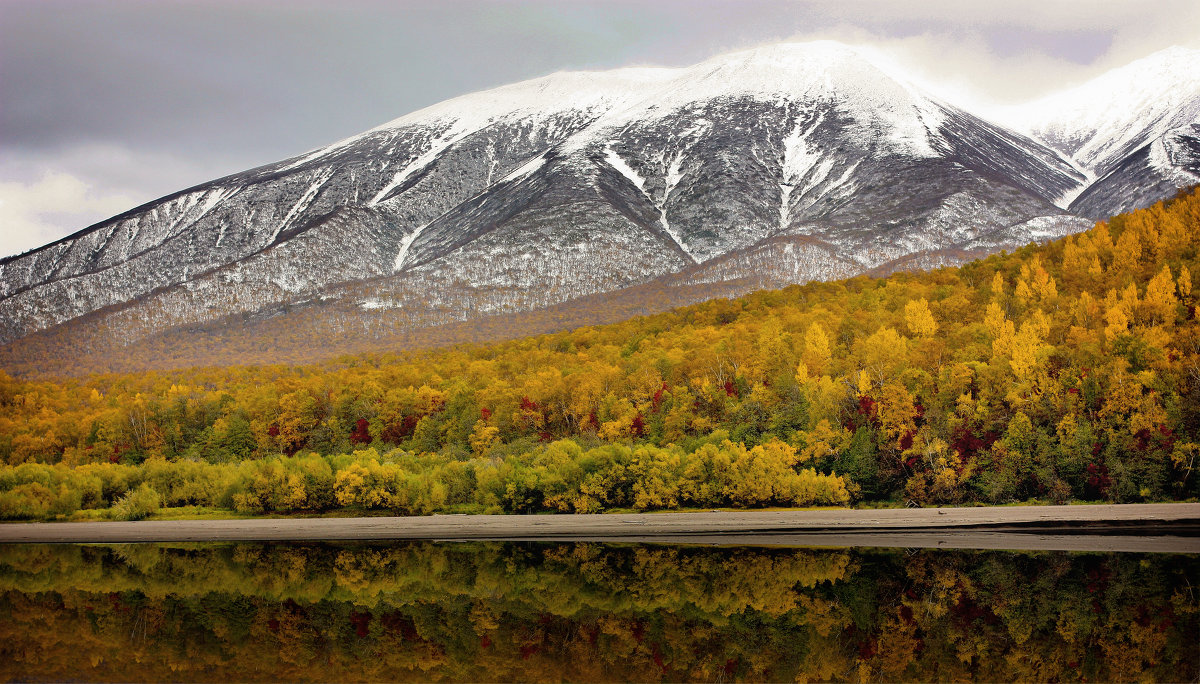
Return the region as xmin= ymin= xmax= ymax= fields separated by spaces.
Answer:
xmin=314 ymin=39 xmax=941 ymax=169
xmin=384 ymin=40 xmax=911 ymax=128
xmin=1087 ymin=45 xmax=1200 ymax=94
xmin=1133 ymin=44 xmax=1200 ymax=68
xmin=701 ymin=40 xmax=867 ymax=65
xmin=687 ymin=40 xmax=909 ymax=91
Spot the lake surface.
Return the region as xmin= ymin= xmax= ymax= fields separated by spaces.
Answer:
xmin=0 ymin=540 xmax=1195 ymax=682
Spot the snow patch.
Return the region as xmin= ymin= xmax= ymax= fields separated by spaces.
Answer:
xmin=394 ymin=150 xmax=550 ymax=273
xmin=369 ymin=129 xmax=464 ymax=206
xmin=826 ymin=162 xmax=860 ymax=193
xmin=499 ymin=153 xmax=547 ymax=184
xmin=604 ymin=143 xmax=647 ymax=191
xmin=194 ymin=187 xmax=235 ymax=224
xmin=1051 ymin=182 xmax=1089 ymax=210
xmin=271 ymin=168 xmax=334 ymax=243
xmin=392 ymin=227 xmax=423 ymax=272
xmin=484 ymin=146 xmax=498 ymax=185
xmin=1149 ymin=133 xmax=1200 ymax=182
xmin=604 ymin=143 xmax=694 ymax=261
xmin=360 ymin=298 xmax=397 ymax=310
xmin=665 ymin=154 xmax=687 ymax=197
xmin=274 ymin=136 xmax=361 ymax=174
xmin=779 ymin=111 xmax=826 ymax=231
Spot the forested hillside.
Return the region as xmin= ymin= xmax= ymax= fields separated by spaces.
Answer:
xmin=1 ymin=187 xmax=1198 ymax=519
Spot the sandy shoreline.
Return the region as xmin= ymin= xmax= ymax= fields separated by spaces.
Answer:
xmin=1 ymin=503 xmax=1197 ymax=552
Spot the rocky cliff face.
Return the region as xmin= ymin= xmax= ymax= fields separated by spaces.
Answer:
xmin=1 ymin=42 xmax=1195 ymax=374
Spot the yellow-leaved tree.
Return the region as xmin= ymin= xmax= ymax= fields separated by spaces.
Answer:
xmin=903 ymin=298 xmax=938 ymax=338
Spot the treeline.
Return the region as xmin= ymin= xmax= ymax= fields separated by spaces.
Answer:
xmin=1 ymin=187 xmax=1199 ymax=517
xmin=0 ymin=440 xmax=849 ymax=520
xmin=1 ymin=543 xmax=1195 ymax=682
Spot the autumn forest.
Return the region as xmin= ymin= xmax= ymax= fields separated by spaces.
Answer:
xmin=1 ymin=187 xmax=1199 ymax=520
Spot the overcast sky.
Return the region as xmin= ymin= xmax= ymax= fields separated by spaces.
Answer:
xmin=2 ymin=0 xmax=1198 ymax=258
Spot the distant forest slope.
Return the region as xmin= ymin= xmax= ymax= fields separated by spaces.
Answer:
xmin=1 ymin=187 xmax=1198 ymax=518
xmin=0 ymin=238 xmax=1010 ymax=380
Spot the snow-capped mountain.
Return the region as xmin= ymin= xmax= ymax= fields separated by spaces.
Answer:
xmin=0 ymin=41 xmax=1194 ymax=373
xmin=998 ymin=46 xmax=1200 ymax=217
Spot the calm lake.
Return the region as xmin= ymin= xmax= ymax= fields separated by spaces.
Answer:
xmin=0 ymin=541 xmax=1195 ymax=682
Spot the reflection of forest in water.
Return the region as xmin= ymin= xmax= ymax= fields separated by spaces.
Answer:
xmin=0 ymin=542 xmax=1195 ymax=682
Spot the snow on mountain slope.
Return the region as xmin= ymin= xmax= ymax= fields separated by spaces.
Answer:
xmin=544 ymin=42 xmax=947 ymax=159
xmin=0 ymin=41 xmax=1186 ymax=370
xmin=1067 ymin=125 xmax=1200 ymax=218
xmin=995 ymin=46 xmax=1200 ymax=217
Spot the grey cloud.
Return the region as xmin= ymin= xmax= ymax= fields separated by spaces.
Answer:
xmin=8 ymin=0 xmax=1191 ymax=162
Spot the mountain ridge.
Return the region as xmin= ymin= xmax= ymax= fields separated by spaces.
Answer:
xmin=997 ymin=45 xmax=1200 ymax=217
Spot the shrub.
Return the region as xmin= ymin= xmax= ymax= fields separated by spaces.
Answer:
xmin=111 ymin=483 xmax=161 ymax=521
xmin=0 ymin=482 xmax=81 ymax=520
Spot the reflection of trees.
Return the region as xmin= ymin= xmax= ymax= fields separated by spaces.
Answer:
xmin=0 ymin=543 xmax=1195 ymax=682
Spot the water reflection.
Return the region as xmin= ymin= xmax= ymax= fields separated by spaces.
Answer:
xmin=0 ymin=541 xmax=1195 ymax=682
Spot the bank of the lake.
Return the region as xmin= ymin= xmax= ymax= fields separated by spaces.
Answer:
xmin=3 ymin=502 xmax=1198 ymax=549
